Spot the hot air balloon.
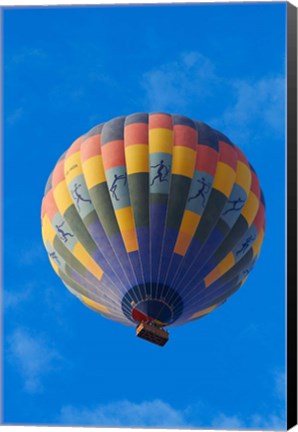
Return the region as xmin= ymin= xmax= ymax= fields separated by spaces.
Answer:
xmin=41 ymin=113 xmax=265 ymax=346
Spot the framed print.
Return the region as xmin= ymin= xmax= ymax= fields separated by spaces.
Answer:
xmin=2 ymin=1 xmax=297 ymax=431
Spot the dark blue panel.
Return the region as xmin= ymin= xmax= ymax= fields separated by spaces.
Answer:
xmin=194 ymin=121 xmax=219 ymax=150
xmin=150 ymin=203 xmax=167 ymax=283
xmin=136 ymin=226 xmax=150 ymax=283
xmin=125 ymin=112 xmax=148 ymax=125
xmin=83 ymin=123 xmax=104 ymax=141
xmin=101 ymin=116 xmax=126 ymax=145
xmin=172 ymin=114 xmax=196 ymax=129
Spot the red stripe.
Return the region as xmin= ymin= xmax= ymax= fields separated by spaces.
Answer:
xmin=219 ymin=141 xmax=238 ymax=170
xmin=235 ymin=147 xmax=249 ymax=166
xmin=44 ymin=189 xmax=59 ymax=220
xmin=124 ymin=123 xmax=148 ymax=146
xmin=65 ymin=136 xmax=84 ymax=158
xmin=173 ymin=125 xmax=197 ymax=150
xmin=195 ymin=145 xmax=219 ymax=176
xmin=149 ymin=113 xmax=173 ymax=130
xmin=250 ymin=170 xmax=260 ymax=198
xmin=253 ymin=202 xmax=265 ymax=231
xmin=101 ymin=140 xmax=125 ymax=170
xmin=81 ymin=134 xmax=102 ymax=162
xmin=41 ymin=198 xmax=46 ymax=219
xmin=52 ymin=159 xmax=65 ymax=187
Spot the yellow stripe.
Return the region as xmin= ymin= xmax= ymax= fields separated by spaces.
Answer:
xmin=81 ymin=295 xmax=110 ymax=314
xmin=115 ymin=206 xmax=136 ymax=231
xmin=115 ymin=207 xmax=138 ymax=252
xmin=171 ymin=146 xmax=196 ymax=178
xmin=82 ymin=155 xmax=106 ymax=189
xmin=72 ymin=243 xmax=103 ymax=280
xmin=252 ymin=229 xmax=265 ymax=256
xmin=64 ymin=152 xmax=82 ymax=183
xmin=174 ymin=233 xmax=192 ymax=256
xmin=204 ymin=252 xmax=235 ymax=287
xmin=241 ymin=275 xmax=248 ymax=284
xmin=49 ymin=257 xmax=60 ymax=275
xmin=42 ymin=214 xmax=56 ymax=245
xmin=212 ymin=162 xmax=236 ymax=197
xmin=179 ymin=210 xmax=200 ymax=236
xmin=121 ymin=229 xmax=138 ymax=253
xmin=53 ymin=180 xmax=73 ymax=214
xmin=236 ymin=161 xmax=251 ymax=195
xmin=149 ymin=128 xmax=173 ymax=154
xmin=125 ymin=144 xmax=149 ymax=174
xmin=241 ymin=191 xmax=259 ymax=225
xmin=189 ymin=303 xmax=219 ymax=320
xmin=174 ymin=210 xmax=200 ymax=255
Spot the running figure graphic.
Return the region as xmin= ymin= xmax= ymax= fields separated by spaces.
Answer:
xmin=150 ymin=160 xmax=170 ymax=186
xmin=71 ymin=183 xmax=92 ymax=211
xmin=242 ymin=267 xmax=252 ymax=277
xmin=188 ymin=177 xmax=211 ymax=207
xmin=109 ymin=173 xmax=127 ymax=201
xmin=49 ymin=251 xmax=61 ymax=265
xmin=55 ymin=221 xmax=74 ymax=243
xmin=223 ymin=197 xmax=245 ymax=215
xmin=236 ymin=234 xmax=255 ymax=256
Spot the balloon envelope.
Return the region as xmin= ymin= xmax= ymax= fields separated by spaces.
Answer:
xmin=41 ymin=113 xmax=265 ymax=330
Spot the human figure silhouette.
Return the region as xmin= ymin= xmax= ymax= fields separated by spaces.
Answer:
xmin=49 ymin=251 xmax=60 ymax=265
xmin=243 ymin=268 xmax=250 ymax=277
xmin=55 ymin=221 xmax=74 ymax=243
xmin=109 ymin=173 xmax=127 ymax=201
xmin=236 ymin=234 xmax=255 ymax=256
xmin=223 ymin=197 xmax=245 ymax=216
xmin=150 ymin=160 xmax=170 ymax=186
xmin=71 ymin=183 xmax=91 ymax=211
xmin=188 ymin=177 xmax=211 ymax=207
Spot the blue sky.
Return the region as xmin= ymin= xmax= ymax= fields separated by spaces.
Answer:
xmin=3 ymin=2 xmax=287 ymax=429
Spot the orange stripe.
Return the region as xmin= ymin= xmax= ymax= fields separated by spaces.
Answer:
xmin=250 ymin=171 xmax=260 ymax=197
xmin=41 ymin=198 xmax=46 ymax=219
xmin=235 ymin=147 xmax=249 ymax=166
xmin=121 ymin=228 xmax=138 ymax=252
xmin=44 ymin=189 xmax=59 ymax=220
xmin=101 ymin=140 xmax=125 ymax=169
xmin=65 ymin=136 xmax=84 ymax=157
xmin=195 ymin=145 xmax=219 ymax=176
xmin=173 ymin=125 xmax=197 ymax=150
xmin=124 ymin=123 xmax=148 ymax=146
xmin=174 ymin=232 xmax=193 ymax=256
xmin=149 ymin=113 xmax=173 ymax=129
xmin=52 ymin=159 xmax=65 ymax=187
xmin=81 ymin=134 xmax=102 ymax=161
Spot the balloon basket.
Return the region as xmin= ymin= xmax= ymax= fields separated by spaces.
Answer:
xmin=136 ymin=322 xmax=169 ymax=347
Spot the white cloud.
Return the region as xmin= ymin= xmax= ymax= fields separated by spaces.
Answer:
xmin=7 ymin=328 xmax=62 ymax=393
xmin=59 ymin=397 xmax=287 ymax=430
xmin=250 ymin=412 xmax=286 ymax=430
xmin=142 ymin=51 xmax=285 ymax=146
xmin=59 ymin=399 xmax=191 ymax=428
xmin=212 ymin=411 xmax=286 ymax=430
xmin=273 ymin=369 xmax=286 ymax=401
xmin=212 ymin=76 xmax=286 ymax=144
xmin=142 ymin=51 xmax=218 ymax=112
xmin=211 ymin=413 xmax=245 ymax=429
xmin=58 ymin=367 xmax=287 ymax=429
xmin=4 ymin=284 xmax=33 ymax=310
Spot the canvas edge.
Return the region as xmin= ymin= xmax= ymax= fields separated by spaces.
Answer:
xmin=287 ymin=1 xmax=297 ymax=430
